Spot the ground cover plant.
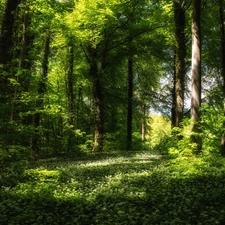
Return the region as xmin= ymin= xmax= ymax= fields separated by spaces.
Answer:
xmin=1 ymin=151 xmax=225 ymax=225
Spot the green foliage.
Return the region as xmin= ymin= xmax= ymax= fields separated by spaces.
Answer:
xmin=147 ymin=114 xmax=171 ymax=149
xmin=201 ymin=103 xmax=224 ymax=154
xmin=158 ymin=102 xmax=224 ymax=158
xmin=1 ymin=151 xmax=225 ymax=224
xmin=0 ymin=146 xmax=30 ymax=164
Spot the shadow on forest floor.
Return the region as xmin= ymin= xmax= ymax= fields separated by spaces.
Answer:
xmin=1 ymin=151 xmax=225 ymax=225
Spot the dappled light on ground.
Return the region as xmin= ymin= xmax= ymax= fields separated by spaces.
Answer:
xmin=1 ymin=151 xmax=225 ymax=224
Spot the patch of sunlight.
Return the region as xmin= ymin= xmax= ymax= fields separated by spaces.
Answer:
xmin=168 ymin=156 xmax=208 ymax=178
xmin=85 ymin=171 xmax=148 ymax=200
xmin=133 ymin=152 xmax=162 ymax=158
xmin=23 ymin=168 xmax=60 ymax=182
xmin=52 ymin=185 xmax=81 ymax=199
xmin=75 ymin=152 xmax=162 ymax=169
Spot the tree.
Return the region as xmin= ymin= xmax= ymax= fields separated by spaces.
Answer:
xmin=173 ymin=0 xmax=186 ymax=128
xmin=0 ymin=0 xmax=20 ymax=115
xmin=0 ymin=0 xmax=20 ymax=149
xmin=11 ymin=0 xmax=34 ymax=122
xmin=66 ymin=41 xmax=76 ymax=151
xmin=190 ymin=0 xmax=202 ymax=151
xmin=31 ymin=28 xmax=51 ymax=158
xmin=219 ymin=0 xmax=225 ymax=155
xmin=88 ymin=46 xmax=104 ymax=152
xmin=66 ymin=0 xmax=160 ymax=151
xmin=127 ymin=57 xmax=133 ymax=150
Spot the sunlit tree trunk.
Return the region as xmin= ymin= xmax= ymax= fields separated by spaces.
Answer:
xmin=31 ymin=29 xmax=50 ymax=159
xmin=141 ymin=104 xmax=146 ymax=142
xmin=174 ymin=0 xmax=186 ymax=128
xmin=127 ymin=58 xmax=133 ymax=150
xmin=190 ymin=0 xmax=202 ymax=152
xmin=219 ymin=0 xmax=225 ymax=156
xmin=89 ymin=48 xmax=104 ymax=152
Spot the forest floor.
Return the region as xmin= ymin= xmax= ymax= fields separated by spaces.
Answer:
xmin=0 ymin=150 xmax=225 ymax=225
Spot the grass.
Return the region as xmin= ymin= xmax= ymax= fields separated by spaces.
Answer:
xmin=1 ymin=151 xmax=225 ymax=225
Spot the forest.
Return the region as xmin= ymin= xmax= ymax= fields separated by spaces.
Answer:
xmin=1 ymin=0 xmax=225 ymax=224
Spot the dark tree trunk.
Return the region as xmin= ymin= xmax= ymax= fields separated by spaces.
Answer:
xmin=89 ymin=49 xmax=104 ymax=152
xmin=190 ymin=0 xmax=202 ymax=152
xmin=67 ymin=45 xmax=75 ymax=120
xmin=127 ymin=58 xmax=133 ymax=150
xmin=0 ymin=0 xmax=20 ymax=64
xmin=31 ymin=29 xmax=50 ymax=159
xmin=0 ymin=0 xmax=20 ymax=115
xmin=219 ymin=0 xmax=225 ymax=156
xmin=11 ymin=0 xmax=31 ymax=121
xmin=174 ymin=0 xmax=186 ymax=127
xmin=171 ymin=51 xmax=177 ymax=128
xmin=66 ymin=45 xmax=75 ymax=151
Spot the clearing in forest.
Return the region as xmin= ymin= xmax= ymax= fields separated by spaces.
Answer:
xmin=0 ymin=151 xmax=225 ymax=224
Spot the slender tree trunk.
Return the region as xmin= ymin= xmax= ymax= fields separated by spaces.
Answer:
xmin=31 ymin=29 xmax=50 ymax=159
xmin=171 ymin=63 xmax=177 ymax=128
xmin=67 ymin=45 xmax=75 ymax=120
xmin=190 ymin=0 xmax=202 ymax=152
xmin=219 ymin=0 xmax=225 ymax=156
xmin=77 ymin=87 xmax=82 ymax=129
xmin=89 ymin=49 xmax=104 ymax=152
xmin=127 ymin=58 xmax=133 ymax=150
xmin=141 ymin=104 xmax=146 ymax=142
xmin=66 ymin=45 xmax=75 ymax=151
xmin=174 ymin=0 xmax=186 ymax=127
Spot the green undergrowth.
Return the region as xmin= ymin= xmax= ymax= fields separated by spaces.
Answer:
xmin=1 ymin=151 xmax=225 ymax=224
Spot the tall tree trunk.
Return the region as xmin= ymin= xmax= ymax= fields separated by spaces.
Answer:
xmin=11 ymin=0 xmax=30 ymax=121
xmin=77 ymin=87 xmax=82 ymax=129
xmin=174 ymin=0 xmax=186 ymax=127
xmin=30 ymin=29 xmax=50 ymax=159
xmin=219 ymin=0 xmax=225 ymax=156
xmin=0 ymin=0 xmax=20 ymax=116
xmin=0 ymin=0 xmax=20 ymax=148
xmin=127 ymin=58 xmax=133 ymax=150
xmin=89 ymin=49 xmax=104 ymax=152
xmin=190 ymin=0 xmax=202 ymax=152
xmin=171 ymin=61 xmax=177 ymax=128
xmin=66 ymin=44 xmax=75 ymax=151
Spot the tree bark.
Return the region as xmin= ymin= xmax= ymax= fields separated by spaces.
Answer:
xmin=190 ymin=0 xmax=202 ymax=152
xmin=0 ymin=0 xmax=20 ymax=114
xmin=11 ymin=0 xmax=31 ymax=121
xmin=174 ymin=0 xmax=186 ymax=128
xmin=127 ymin=58 xmax=133 ymax=150
xmin=89 ymin=48 xmax=104 ymax=152
xmin=141 ymin=104 xmax=146 ymax=142
xmin=171 ymin=58 xmax=177 ymax=128
xmin=219 ymin=0 xmax=225 ymax=156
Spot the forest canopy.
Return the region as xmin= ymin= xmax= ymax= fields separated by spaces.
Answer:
xmin=0 ymin=0 xmax=225 ymax=159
